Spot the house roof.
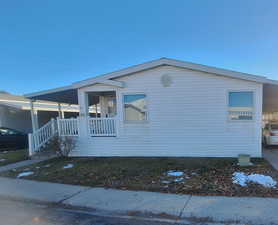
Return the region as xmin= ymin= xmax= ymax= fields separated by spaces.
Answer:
xmin=25 ymin=57 xmax=276 ymax=99
xmin=72 ymin=57 xmax=269 ymax=88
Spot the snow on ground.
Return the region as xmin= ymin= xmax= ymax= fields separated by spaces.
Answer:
xmin=162 ymin=171 xmax=186 ymax=184
xmin=0 ymin=159 xmax=6 ymax=162
xmin=232 ymin=172 xmax=277 ymax=188
xmin=43 ymin=164 xmax=51 ymax=168
xmin=17 ymin=171 xmax=34 ymax=178
xmin=161 ymin=180 xmax=171 ymax=184
xmin=63 ymin=163 xmax=74 ymax=169
xmin=167 ymin=171 xmax=184 ymax=177
xmin=174 ymin=177 xmax=184 ymax=182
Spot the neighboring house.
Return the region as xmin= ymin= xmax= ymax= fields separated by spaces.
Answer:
xmin=0 ymin=93 xmax=79 ymax=133
xmin=25 ymin=58 xmax=278 ymax=157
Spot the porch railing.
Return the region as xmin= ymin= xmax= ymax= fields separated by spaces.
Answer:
xmin=57 ymin=118 xmax=79 ymax=136
xmin=28 ymin=118 xmax=57 ymax=156
xmin=88 ymin=117 xmax=116 ymax=136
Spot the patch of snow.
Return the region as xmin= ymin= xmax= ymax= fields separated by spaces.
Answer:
xmin=35 ymin=166 xmax=40 ymax=169
xmin=191 ymin=172 xmax=198 ymax=176
xmin=17 ymin=171 xmax=34 ymax=178
xmin=0 ymin=159 xmax=6 ymax=162
xmin=43 ymin=164 xmax=51 ymax=168
xmin=232 ymin=172 xmax=277 ymax=188
xmin=161 ymin=180 xmax=171 ymax=184
xmin=174 ymin=177 xmax=184 ymax=182
xmin=233 ymin=172 xmax=247 ymax=186
xmin=167 ymin=171 xmax=184 ymax=177
xmin=63 ymin=163 xmax=74 ymax=169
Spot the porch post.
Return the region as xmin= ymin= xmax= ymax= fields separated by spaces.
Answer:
xmin=29 ymin=100 xmax=39 ymax=133
xmin=28 ymin=134 xmax=34 ymax=156
xmin=61 ymin=111 xmax=65 ymax=119
xmin=77 ymin=90 xmax=89 ymax=137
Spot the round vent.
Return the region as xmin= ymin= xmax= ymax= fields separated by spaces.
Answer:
xmin=161 ymin=74 xmax=173 ymax=87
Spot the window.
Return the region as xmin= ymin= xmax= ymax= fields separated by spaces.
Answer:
xmin=124 ymin=94 xmax=147 ymax=121
xmin=228 ymin=91 xmax=254 ymax=120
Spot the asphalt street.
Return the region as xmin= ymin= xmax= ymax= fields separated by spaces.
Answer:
xmin=0 ymin=198 xmax=180 ymax=225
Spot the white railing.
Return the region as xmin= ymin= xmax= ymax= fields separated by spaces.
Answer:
xmin=28 ymin=118 xmax=57 ymax=156
xmin=88 ymin=117 xmax=116 ymax=136
xmin=57 ymin=118 xmax=79 ymax=136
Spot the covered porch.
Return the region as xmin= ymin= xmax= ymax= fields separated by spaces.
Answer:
xmin=25 ymin=87 xmax=119 ymax=156
xmin=57 ymin=90 xmax=118 ymax=138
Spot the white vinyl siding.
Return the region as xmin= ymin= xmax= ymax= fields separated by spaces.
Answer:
xmin=74 ymin=66 xmax=262 ymax=158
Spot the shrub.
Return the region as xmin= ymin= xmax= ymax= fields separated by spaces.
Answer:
xmin=48 ymin=135 xmax=76 ymax=157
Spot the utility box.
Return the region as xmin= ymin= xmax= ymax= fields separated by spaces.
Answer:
xmin=238 ymin=154 xmax=253 ymax=166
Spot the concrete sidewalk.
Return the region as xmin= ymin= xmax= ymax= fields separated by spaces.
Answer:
xmin=0 ymin=156 xmax=55 ymax=172
xmin=0 ymin=177 xmax=277 ymax=225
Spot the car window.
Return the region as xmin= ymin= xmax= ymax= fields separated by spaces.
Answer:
xmin=0 ymin=128 xmax=19 ymax=135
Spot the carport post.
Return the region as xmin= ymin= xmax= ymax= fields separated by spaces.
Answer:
xmin=58 ymin=103 xmax=64 ymax=118
xmin=29 ymin=100 xmax=39 ymax=133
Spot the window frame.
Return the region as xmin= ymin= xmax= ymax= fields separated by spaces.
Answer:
xmin=227 ymin=90 xmax=255 ymax=122
xmin=122 ymin=93 xmax=148 ymax=123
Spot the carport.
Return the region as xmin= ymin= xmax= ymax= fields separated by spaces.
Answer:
xmin=0 ymin=92 xmax=79 ymax=133
xmin=263 ymin=83 xmax=278 ymax=124
xmin=262 ymin=82 xmax=278 ymax=170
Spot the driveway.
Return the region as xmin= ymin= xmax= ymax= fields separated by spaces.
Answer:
xmin=263 ymin=147 xmax=278 ymax=170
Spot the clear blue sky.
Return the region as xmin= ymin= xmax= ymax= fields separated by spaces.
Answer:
xmin=1 ymin=0 xmax=278 ymax=95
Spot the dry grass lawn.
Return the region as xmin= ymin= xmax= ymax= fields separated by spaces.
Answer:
xmin=1 ymin=156 xmax=278 ymax=197
xmin=0 ymin=150 xmax=28 ymax=167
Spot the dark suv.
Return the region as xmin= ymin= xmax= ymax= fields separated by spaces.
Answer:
xmin=0 ymin=127 xmax=28 ymax=151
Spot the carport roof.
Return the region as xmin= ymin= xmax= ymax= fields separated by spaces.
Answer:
xmin=0 ymin=93 xmax=79 ymax=111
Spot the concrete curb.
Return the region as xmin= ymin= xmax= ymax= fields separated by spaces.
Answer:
xmin=0 ymin=177 xmax=278 ymax=224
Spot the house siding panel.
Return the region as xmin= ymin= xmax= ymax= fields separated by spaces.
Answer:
xmin=73 ymin=66 xmax=262 ymax=157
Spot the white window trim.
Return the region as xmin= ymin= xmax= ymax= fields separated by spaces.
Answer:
xmin=122 ymin=93 xmax=149 ymax=124
xmin=226 ymin=89 xmax=256 ymax=122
